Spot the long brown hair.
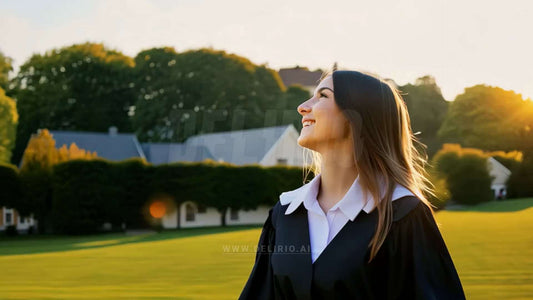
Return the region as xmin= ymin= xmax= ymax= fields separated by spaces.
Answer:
xmin=302 ymin=70 xmax=437 ymax=262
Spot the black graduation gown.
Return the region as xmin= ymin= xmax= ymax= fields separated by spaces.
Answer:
xmin=238 ymin=195 xmax=466 ymax=300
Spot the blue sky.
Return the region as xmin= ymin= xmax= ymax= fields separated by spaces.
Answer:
xmin=1 ymin=0 xmax=532 ymax=100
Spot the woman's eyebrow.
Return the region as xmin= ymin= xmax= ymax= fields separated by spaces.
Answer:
xmin=315 ymin=87 xmax=334 ymax=95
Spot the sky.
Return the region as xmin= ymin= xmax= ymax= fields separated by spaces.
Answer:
xmin=1 ymin=0 xmax=532 ymax=101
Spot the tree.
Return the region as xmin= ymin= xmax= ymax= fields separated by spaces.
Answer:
xmin=131 ymin=47 xmax=181 ymax=142
xmin=431 ymin=144 xmax=493 ymax=205
xmin=0 ymin=51 xmax=13 ymax=91
xmin=132 ymin=48 xmax=285 ymax=143
xmin=17 ymin=129 xmax=97 ymax=233
xmin=10 ymin=43 xmax=135 ymax=166
xmin=276 ymin=85 xmax=310 ymax=131
xmin=0 ymin=87 xmax=18 ymax=164
xmin=57 ymin=143 xmax=98 ymax=162
xmin=20 ymin=129 xmax=97 ymax=172
xmin=507 ymin=124 xmax=533 ymax=198
xmin=399 ymin=75 xmax=448 ymax=158
xmin=438 ymin=85 xmax=532 ymax=152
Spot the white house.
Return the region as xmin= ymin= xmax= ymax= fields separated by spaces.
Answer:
xmin=12 ymin=123 xmax=517 ymax=233
xmin=2 ymin=126 xmax=147 ymax=234
xmin=12 ymin=124 xmax=308 ymax=232
xmin=160 ymin=201 xmax=275 ymax=229
xmin=278 ymin=66 xmax=323 ymax=94
xmin=146 ymin=124 xmax=307 ymax=229
xmin=487 ymin=156 xmax=512 ymax=199
xmin=0 ymin=207 xmax=36 ymax=233
xmin=142 ymin=124 xmax=304 ymax=167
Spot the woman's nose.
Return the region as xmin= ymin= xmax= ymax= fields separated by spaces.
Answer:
xmin=297 ymin=99 xmax=312 ymax=115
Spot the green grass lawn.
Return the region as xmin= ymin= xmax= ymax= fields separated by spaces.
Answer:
xmin=0 ymin=198 xmax=531 ymax=299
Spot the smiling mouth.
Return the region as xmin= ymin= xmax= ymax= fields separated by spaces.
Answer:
xmin=303 ymin=121 xmax=315 ymax=127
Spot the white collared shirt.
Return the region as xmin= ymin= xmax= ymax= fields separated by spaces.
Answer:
xmin=279 ymin=173 xmax=417 ymax=263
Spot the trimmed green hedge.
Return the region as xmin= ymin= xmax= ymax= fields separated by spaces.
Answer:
xmin=47 ymin=160 xmax=304 ymax=234
xmin=507 ymin=156 xmax=533 ymax=198
xmin=52 ymin=159 xmax=115 ymax=234
xmin=0 ymin=163 xmax=21 ymax=208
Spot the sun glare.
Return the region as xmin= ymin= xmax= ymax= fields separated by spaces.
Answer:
xmin=149 ymin=201 xmax=167 ymax=218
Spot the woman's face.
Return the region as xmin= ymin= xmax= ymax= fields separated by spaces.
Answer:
xmin=297 ymin=75 xmax=351 ymax=152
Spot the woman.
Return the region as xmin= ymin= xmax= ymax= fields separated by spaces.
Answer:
xmin=239 ymin=70 xmax=466 ymax=299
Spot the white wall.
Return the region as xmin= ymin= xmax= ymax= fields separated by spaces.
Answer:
xmin=491 ymin=183 xmax=507 ymax=198
xmin=17 ymin=213 xmax=36 ymax=231
xmin=161 ymin=207 xmax=178 ymax=229
xmin=225 ymin=205 xmax=271 ymax=225
xmin=487 ymin=157 xmax=511 ymax=185
xmin=487 ymin=157 xmax=511 ymax=199
xmin=161 ymin=202 xmax=273 ymax=229
xmin=0 ymin=207 xmax=36 ymax=232
xmin=178 ymin=201 xmax=221 ymax=228
xmin=160 ymin=126 xmax=303 ymax=229
xmin=261 ymin=126 xmax=305 ymax=167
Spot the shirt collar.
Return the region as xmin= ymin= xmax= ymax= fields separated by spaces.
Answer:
xmin=279 ymin=173 xmax=416 ymax=221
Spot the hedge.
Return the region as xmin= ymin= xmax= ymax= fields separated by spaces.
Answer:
xmin=45 ymin=159 xmax=305 ymax=234
xmin=0 ymin=163 xmax=21 ymax=208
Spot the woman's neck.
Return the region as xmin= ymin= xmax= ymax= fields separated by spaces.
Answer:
xmin=317 ymin=150 xmax=358 ymax=213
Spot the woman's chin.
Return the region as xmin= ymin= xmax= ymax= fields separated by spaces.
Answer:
xmin=297 ymin=134 xmax=316 ymax=150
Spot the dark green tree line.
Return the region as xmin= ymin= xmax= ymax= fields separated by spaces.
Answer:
xmin=9 ymin=43 xmax=136 ymax=165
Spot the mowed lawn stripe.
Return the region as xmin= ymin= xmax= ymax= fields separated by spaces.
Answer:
xmin=0 ymin=229 xmax=260 ymax=299
xmin=0 ymin=199 xmax=531 ymax=300
xmin=433 ymin=200 xmax=533 ymax=300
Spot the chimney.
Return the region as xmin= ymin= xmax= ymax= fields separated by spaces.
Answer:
xmin=108 ymin=126 xmax=118 ymax=136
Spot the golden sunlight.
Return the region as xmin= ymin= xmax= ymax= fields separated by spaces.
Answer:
xmin=149 ymin=201 xmax=167 ymax=219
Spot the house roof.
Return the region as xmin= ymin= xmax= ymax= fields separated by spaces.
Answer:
xmin=488 ymin=156 xmax=512 ymax=175
xmin=185 ymin=125 xmax=291 ymax=165
xmin=45 ymin=125 xmax=293 ymax=166
xmin=278 ymin=67 xmax=323 ymax=87
xmin=141 ymin=143 xmax=214 ymax=165
xmin=48 ymin=130 xmax=146 ymax=161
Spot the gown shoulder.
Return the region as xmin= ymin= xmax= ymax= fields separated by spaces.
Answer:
xmin=238 ymin=203 xmax=279 ymax=300
xmin=371 ymin=196 xmax=467 ymax=299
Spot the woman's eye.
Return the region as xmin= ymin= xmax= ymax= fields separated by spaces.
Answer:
xmin=319 ymin=92 xmax=327 ymax=98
